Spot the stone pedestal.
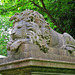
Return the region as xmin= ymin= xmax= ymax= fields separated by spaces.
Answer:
xmin=0 ymin=58 xmax=75 ymax=75
xmin=0 ymin=44 xmax=75 ymax=75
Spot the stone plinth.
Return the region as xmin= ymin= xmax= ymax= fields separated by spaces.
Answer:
xmin=0 ymin=44 xmax=75 ymax=75
xmin=0 ymin=58 xmax=75 ymax=75
xmin=6 ymin=44 xmax=75 ymax=63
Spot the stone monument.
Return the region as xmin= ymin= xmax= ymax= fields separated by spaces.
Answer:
xmin=7 ymin=9 xmax=75 ymax=52
xmin=0 ymin=9 xmax=75 ymax=75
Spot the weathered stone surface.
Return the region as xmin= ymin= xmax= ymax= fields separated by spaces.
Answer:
xmin=0 ymin=10 xmax=75 ymax=75
xmin=0 ymin=44 xmax=75 ymax=75
xmin=0 ymin=55 xmax=6 ymax=64
xmin=0 ymin=55 xmax=6 ymax=58
xmin=6 ymin=44 xmax=75 ymax=63
xmin=0 ymin=58 xmax=75 ymax=75
xmin=0 ymin=44 xmax=74 ymax=64
xmin=7 ymin=9 xmax=75 ymax=53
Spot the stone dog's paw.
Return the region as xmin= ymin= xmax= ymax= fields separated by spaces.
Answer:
xmin=61 ymin=45 xmax=66 ymax=49
xmin=10 ymin=40 xmax=22 ymax=51
xmin=10 ymin=39 xmax=29 ymax=51
xmin=61 ymin=44 xmax=75 ymax=51
xmin=7 ymin=40 xmax=14 ymax=50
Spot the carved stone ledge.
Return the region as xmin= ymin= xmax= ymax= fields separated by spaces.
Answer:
xmin=6 ymin=44 xmax=75 ymax=62
xmin=1 ymin=44 xmax=75 ymax=63
xmin=0 ymin=44 xmax=75 ymax=75
xmin=0 ymin=58 xmax=75 ymax=75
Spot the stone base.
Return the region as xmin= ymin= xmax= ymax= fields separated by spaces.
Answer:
xmin=6 ymin=44 xmax=75 ymax=63
xmin=0 ymin=58 xmax=75 ymax=75
xmin=0 ymin=44 xmax=75 ymax=75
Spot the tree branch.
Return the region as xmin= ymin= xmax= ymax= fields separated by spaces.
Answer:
xmin=40 ymin=0 xmax=65 ymax=33
xmin=30 ymin=1 xmax=44 ymax=10
xmin=1 ymin=2 xmax=29 ymax=14
xmin=1 ymin=0 xmax=65 ymax=33
xmin=40 ymin=0 xmax=46 ymax=10
xmin=40 ymin=0 xmax=57 ymax=25
xmin=45 ymin=10 xmax=65 ymax=32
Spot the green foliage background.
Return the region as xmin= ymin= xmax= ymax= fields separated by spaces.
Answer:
xmin=0 ymin=0 xmax=75 ymax=56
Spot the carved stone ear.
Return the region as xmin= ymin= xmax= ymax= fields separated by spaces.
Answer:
xmin=9 ymin=15 xmax=15 ymax=21
xmin=9 ymin=13 xmax=19 ymax=21
xmin=15 ymin=13 xmax=19 ymax=15
xmin=9 ymin=17 xmax=12 ymax=21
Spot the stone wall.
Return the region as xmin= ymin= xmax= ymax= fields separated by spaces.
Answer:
xmin=0 ymin=44 xmax=75 ymax=75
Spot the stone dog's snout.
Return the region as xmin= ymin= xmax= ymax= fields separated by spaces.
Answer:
xmin=11 ymin=29 xmax=16 ymax=37
xmin=11 ymin=30 xmax=16 ymax=35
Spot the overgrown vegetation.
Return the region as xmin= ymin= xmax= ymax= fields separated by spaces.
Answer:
xmin=0 ymin=0 xmax=75 ymax=56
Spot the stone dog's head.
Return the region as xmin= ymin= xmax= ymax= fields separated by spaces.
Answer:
xmin=11 ymin=21 xmax=27 ymax=40
xmin=9 ymin=9 xmax=51 ymax=53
